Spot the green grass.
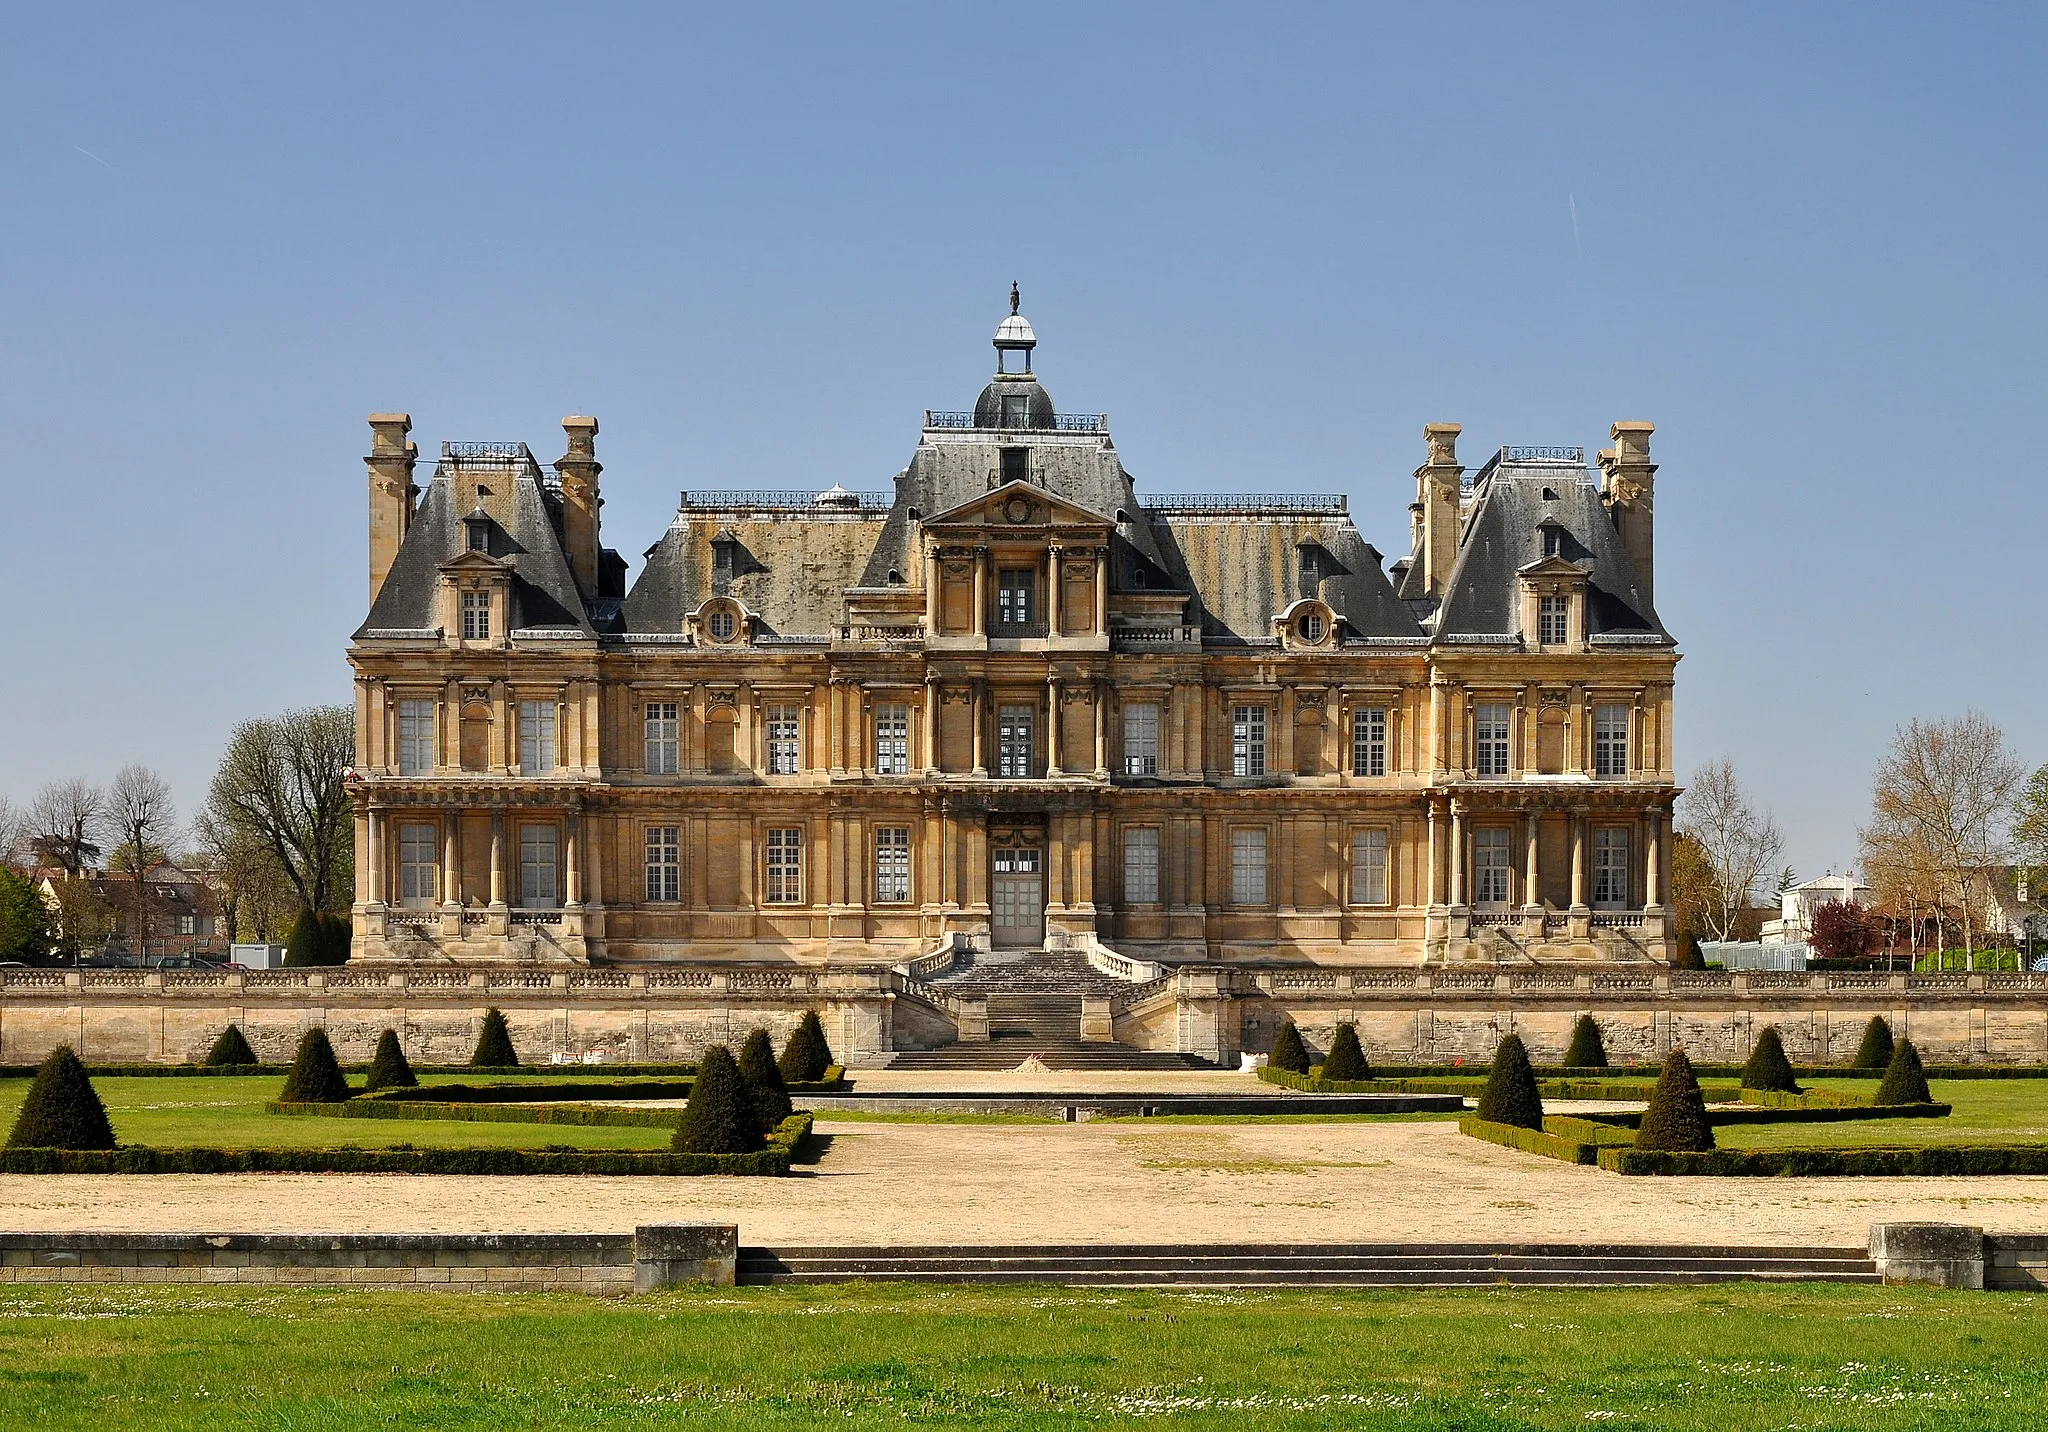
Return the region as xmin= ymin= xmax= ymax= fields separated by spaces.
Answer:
xmin=0 ymin=1077 xmax=673 ymax=1151
xmin=0 ymin=1282 xmax=2043 ymax=1429
xmin=1715 ymin=1078 xmax=2048 ymax=1150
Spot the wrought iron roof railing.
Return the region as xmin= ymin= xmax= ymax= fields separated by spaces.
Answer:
xmin=924 ymin=411 xmax=1109 ymax=433
xmin=679 ymin=490 xmax=891 ymax=511
xmin=1499 ymin=445 xmax=1586 ymax=464
xmin=442 ymin=441 xmax=537 ymax=463
xmin=1145 ymin=494 xmax=1347 ymax=515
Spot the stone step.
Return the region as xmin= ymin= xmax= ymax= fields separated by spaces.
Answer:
xmin=886 ymin=1037 xmax=1209 ymax=1072
xmin=737 ymin=1242 xmax=1882 ymax=1287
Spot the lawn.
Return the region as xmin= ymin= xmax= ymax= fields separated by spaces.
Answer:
xmin=1715 ymin=1079 xmax=2048 ymax=1151
xmin=0 ymin=1076 xmax=675 ymax=1151
xmin=0 ymin=1282 xmax=2041 ymax=1429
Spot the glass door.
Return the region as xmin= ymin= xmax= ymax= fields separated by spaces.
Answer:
xmin=990 ymin=844 xmax=1044 ymax=947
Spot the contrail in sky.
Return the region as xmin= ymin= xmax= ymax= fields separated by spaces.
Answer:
xmin=1569 ymin=192 xmax=1582 ymax=254
xmin=75 ymin=146 xmax=116 ymax=170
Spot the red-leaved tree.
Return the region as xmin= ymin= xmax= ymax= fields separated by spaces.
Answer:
xmin=1810 ymin=898 xmax=1878 ymax=964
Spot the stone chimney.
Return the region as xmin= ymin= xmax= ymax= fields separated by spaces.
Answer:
xmin=554 ymin=416 xmax=602 ymax=602
xmin=365 ymin=413 xmax=417 ymax=605
xmin=1414 ymin=423 xmax=1463 ymax=597
xmin=1598 ymin=421 xmax=1657 ymax=604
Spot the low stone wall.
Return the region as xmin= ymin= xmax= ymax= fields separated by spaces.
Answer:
xmin=0 ymin=1225 xmax=736 ymax=1295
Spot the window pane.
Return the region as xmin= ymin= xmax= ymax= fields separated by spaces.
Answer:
xmin=875 ymin=703 xmax=909 ymax=775
xmin=1351 ymin=829 xmax=1388 ymax=905
xmin=1232 ymin=705 xmax=1267 ymax=777
xmin=644 ymin=826 xmax=680 ymax=902
xmin=1230 ymin=828 xmax=1267 ymax=905
xmin=874 ymin=826 xmax=911 ymax=903
xmin=1475 ymin=828 xmax=1512 ymax=904
xmin=519 ymin=701 xmax=556 ymax=772
xmin=1594 ymin=703 xmax=1630 ymax=778
xmin=461 ymin=589 xmax=490 ymax=642
xmin=1474 ymin=703 xmax=1510 ymax=778
xmin=398 ymin=823 xmax=437 ymax=905
xmin=1539 ymin=595 xmax=1569 ymax=646
xmin=1594 ymin=828 xmax=1630 ymax=906
xmin=644 ymin=702 xmax=679 ymax=775
xmin=398 ymin=699 xmax=434 ymax=776
xmin=1123 ymin=702 xmax=1158 ymax=776
xmin=766 ymin=703 xmax=801 ymax=775
xmin=1352 ymin=706 xmax=1386 ymax=777
xmin=518 ymin=825 xmax=557 ymax=907
xmin=1123 ymin=827 xmax=1160 ymax=903
xmin=765 ymin=827 xmax=803 ymax=904
xmin=998 ymin=704 xmax=1034 ymax=778
xmin=997 ymin=570 xmax=1034 ymax=626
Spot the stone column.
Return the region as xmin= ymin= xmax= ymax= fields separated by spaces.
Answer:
xmin=1093 ymin=548 xmax=1108 ymax=635
xmin=1425 ymin=803 xmax=1440 ymax=907
xmin=442 ymin=816 xmax=461 ymax=908
xmin=1570 ymin=812 xmax=1588 ymax=912
xmin=1645 ymin=810 xmax=1663 ymax=907
xmin=1447 ymin=803 xmax=1464 ymax=909
xmin=489 ymin=812 xmax=506 ymax=908
xmin=565 ymin=813 xmax=582 ymax=907
xmin=923 ymin=543 xmax=940 ymax=633
xmin=1092 ymin=681 xmax=1107 ymax=775
xmin=1047 ymin=677 xmax=1064 ymax=776
xmin=1048 ymin=546 xmax=1064 ymax=636
xmin=970 ymin=682 xmax=987 ymax=776
xmin=1523 ymin=811 xmax=1540 ymax=912
xmin=972 ymin=547 xmax=988 ymax=636
xmin=924 ymin=676 xmax=941 ymax=774
xmin=367 ymin=808 xmax=387 ymax=905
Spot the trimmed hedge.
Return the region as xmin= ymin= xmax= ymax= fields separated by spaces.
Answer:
xmin=1562 ymin=1015 xmax=1608 ymax=1069
xmin=737 ymin=1028 xmax=794 ymax=1134
xmin=1741 ymin=1027 xmax=1800 ymax=1094
xmin=1267 ymin=1021 xmax=1311 ymax=1075
xmin=0 ymin=1114 xmax=813 ymax=1177
xmin=673 ymin=1045 xmax=760 ymax=1155
xmin=359 ymin=1080 xmax=697 ymax=1104
xmin=471 ymin=1008 xmax=519 ymax=1068
xmin=779 ymin=1009 xmax=833 ymax=1083
xmin=1635 ymin=1050 xmax=1714 ymax=1152
xmin=268 ymin=1099 xmax=680 ymax=1129
xmin=5 ymin=1047 xmax=115 ymax=1151
xmin=1320 ymin=1023 xmax=1370 ymax=1082
xmin=363 ymin=1030 xmax=418 ymax=1093
xmin=279 ymin=1029 xmax=351 ymax=1104
xmin=203 ymin=1026 xmax=258 ymax=1068
xmin=1601 ymin=1143 xmax=2048 ymax=1177
xmin=1254 ymin=1065 xmax=1746 ymax=1103
xmin=1853 ymin=1016 xmax=1896 ymax=1070
xmin=1458 ymin=1117 xmax=1600 ymax=1165
xmin=1878 ymin=1039 xmax=1934 ymax=1106
xmin=1475 ymin=1034 xmax=1543 ymax=1130
xmin=1739 ymin=1085 xmax=1870 ymax=1109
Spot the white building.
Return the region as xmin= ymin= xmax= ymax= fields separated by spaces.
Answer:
xmin=1760 ymin=871 xmax=1873 ymax=947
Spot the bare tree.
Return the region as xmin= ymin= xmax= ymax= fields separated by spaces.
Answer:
xmin=1859 ymin=711 xmax=2026 ymax=965
xmin=107 ymin=765 xmax=179 ymax=957
xmin=25 ymin=779 xmax=106 ymax=875
xmin=1675 ymin=759 xmax=1784 ymax=942
xmin=0 ymin=794 xmax=23 ymax=868
xmin=192 ymin=805 xmax=297 ymax=943
xmin=205 ymin=705 xmax=355 ymax=917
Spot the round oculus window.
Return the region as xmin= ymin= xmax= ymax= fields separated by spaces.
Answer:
xmin=708 ymin=609 xmax=737 ymax=641
xmin=1299 ymin=612 xmax=1326 ymax=643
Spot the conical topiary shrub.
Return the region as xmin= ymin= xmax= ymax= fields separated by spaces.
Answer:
xmin=1876 ymin=1037 xmax=1932 ymax=1105
xmin=1635 ymin=1049 xmax=1715 ymax=1151
xmin=5 ymin=1045 xmax=116 ymax=1150
xmin=363 ymin=1029 xmax=418 ymax=1092
xmin=1268 ymin=1020 xmax=1311 ymax=1074
xmin=777 ymin=1009 xmax=833 ymax=1083
xmin=279 ymin=1027 xmax=352 ymax=1104
xmin=282 ymin=908 xmax=324 ymax=968
xmin=1320 ymin=1023 xmax=1370 ymax=1083
xmin=1475 ymin=1033 xmax=1543 ymax=1130
xmin=672 ymin=1045 xmax=763 ymax=1154
xmin=1741 ymin=1026 xmax=1800 ymax=1094
xmin=736 ymin=1027 xmax=793 ymax=1133
xmin=1853 ymin=1015 xmax=1896 ymax=1071
xmin=1562 ymin=1014 xmax=1608 ymax=1069
xmin=203 ymin=1024 xmax=258 ymax=1068
xmin=471 ymin=1008 xmax=519 ymax=1067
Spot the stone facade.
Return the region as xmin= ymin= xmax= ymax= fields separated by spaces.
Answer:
xmin=348 ymin=303 xmax=1678 ymax=970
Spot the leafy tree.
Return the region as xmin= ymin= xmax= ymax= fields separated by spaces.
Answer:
xmin=777 ymin=1009 xmax=833 ymax=1082
xmin=1741 ymin=1026 xmax=1799 ymax=1093
xmin=364 ymin=1029 xmax=418 ymax=1092
xmin=1267 ymin=1020 xmax=1311 ymax=1074
xmin=1320 ymin=1023 xmax=1369 ymax=1082
xmin=1668 ymin=832 xmax=1721 ymax=960
xmin=1635 ymin=1049 xmax=1715 ymax=1151
xmin=736 ymin=1028 xmax=793 ymax=1133
xmin=1475 ymin=1033 xmax=1543 ymax=1130
xmin=203 ymin=1025 xmax=258 ymax=1067
xmin=672 ymin=1045 xmax=762 ymax=1154
xmin=1852 ymin=1015 xmax=1895 ymax=1071
xmin=204 ymin=706 xmax=356 ymax=917
xmin=1810 ymin=899 xmax=1878 ymax=964
xmin=4 ymin=1046 xmax=116 ymax=1150
xmin=0 ymin=866 xmax=54 ymax=963
xmin=279 ymin=1028 xmax=351 ymax=1103
xmin=1562 ymin=1014 xmax=1608 ymax=1069
xmin=318 ymin=911 xmax=353 ymax=964
xmin=471 ymin=1008 xmax=519 ymax=1067
xmin=1876 ymin=1038 xmax=1933 ymax=1105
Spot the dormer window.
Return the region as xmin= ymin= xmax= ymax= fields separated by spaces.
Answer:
xmin=708 ymin=609 xmax=737 ymax=642
xmin=1299 ymin=612 xmax=1325 ymax=644
xmin=1538 ymin=595 xmax=1568 ymax=645
xmin=997 ymin=569 xmax=1034 ymax=627
xmin=467 ymin=522 xmax=488 ymax=553
xmin=1000 ymin=447 xmax=1028 ymax=484
xmin=461 ymin=589 xmax=490 ymax=642
xmin=1002 ymin=394 xmax=1030 ymax=428
xmin=1541 ymin=523 xmax=1565 ymax=557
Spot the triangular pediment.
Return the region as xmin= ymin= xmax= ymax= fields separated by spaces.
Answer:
xmin=923 ymin=480 xmax=1114 ymax=532
xmin=1514 ymin=554 xmax=1588 ymax=579
xmin=437 ymin=549 xmax=508 ymax=575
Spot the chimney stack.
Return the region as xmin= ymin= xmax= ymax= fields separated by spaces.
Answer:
xmin=1415 ymin=423 xmax=1463 ymax=597
xmin=365 ymin=413 xmax=417 ymax=605
xmin=555 ymin=416 xmax=602 ymax=602
xmin=1598 ymin=421 xmax=1657 ymax=604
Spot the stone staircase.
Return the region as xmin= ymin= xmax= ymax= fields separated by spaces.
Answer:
xmin=886 ymin=1037 xmax=1210 ymax=1072
xmin=737 ymin=1242 xmax=1882 ymax=1288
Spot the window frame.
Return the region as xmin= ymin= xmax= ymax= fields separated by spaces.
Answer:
xmin=1350 ymin=827 xmax=1390 ymax=906
xmin=1473 ymin=827 xmax=1513 ymax=906
xmin=1230 ymin=827 xmax=1269 ymax=906
xmin=397 ymin=822 xmax=438 ymax=907
xmin=1538 ymin=594 xmax=1569 ymax=646
xmin=873 ymin=826 xmax=912 ymax=904
xmin=518 ymin=699 xmax=557 ymax=773
xmin=644 ymin=825 xmax=681 ymax=903
xmin=643 ymin=701 xmax=680 ymax=775
xmin=1351 ymin=705 xmax=1386 ymax=778
xmin=460 ymin=588 xmax=491 ymax=642
xmin=707 ymin=607 xmax=737 ymax=642
xmin=1473 ymin=702 xmax=1511 ymax=779
xmin=996 ymin=568 xmax=1035 ymax=628
xmin=765 ymin=703 xmax=802 ymax=775
xmin=997 ymin=702 xmax=1035 ymax=779
xmin=763 ymin=827 xmax=804 ymax=905
xmin=397 ymin=698 xmax=435 ymax=776
xmin=874 ymin=702 xmax=910 ymax=776
xmin=1593 ymin=703 xmax=1631 ymax=778
xmin=1122 ymin=701 xmax=1159 ymax=777
xmin=1592 ymin=826 xmax=1631 ymax=908
xmin=517 ymin=823 xmax=558 ymax=909
xmin=1122 ymin=826 xmax=1161 ymax=905
xmin=1232 ymin=704 xmax=1268 ymax=778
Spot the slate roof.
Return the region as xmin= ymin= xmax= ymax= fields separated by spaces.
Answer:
xmin=624 ymin=511 xmax=885 ymax=638
xmin=1433 ymin=459 xmax=1665 ymax=643
xmin=1147 ymin=514 xmax=1421 ymax=643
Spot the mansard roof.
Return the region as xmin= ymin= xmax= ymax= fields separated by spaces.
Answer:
xmin=1147 ymin=508 xmax=1422 ymax=644
xmin=624 ymin=505 xmax=884 ymax=639
xmin=356 ymin=455 xmax=593 ymax=640
xmin=1433 ymin=458 xmax=1666 ymax=644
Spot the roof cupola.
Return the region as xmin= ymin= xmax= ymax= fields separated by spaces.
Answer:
xmin=993 ymin=281 xmax=1036 ymax=373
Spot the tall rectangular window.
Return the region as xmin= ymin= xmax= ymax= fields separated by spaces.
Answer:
xmin=1593 ymin=828 xmax=1631 ymax=907
xmin=998 ymin=704 xmax=1035 ymax=778
xmin=461 ymin=589 xmax=490 ymax=642
xmin=999 ymin=446 xmax=1028 ymax=483
xmin=644 ymin=826 xmax=680 ymax=903
xmin=875 ymin=703 xmax=910 ymax=775
xmin=1123 ymin=702 xmax=1159 ymax=776
xmin=766 ymin=703 xmax=801 ymax=775
xmin=874 ymin=826 xmax=911 ymax=903
xmin=644 ymin=702 xmax=679 ymax=775
xmin=997 ymin=569 xmax=1034 ymax=627
xmin=1538 ymin=595 xmax=1569 ymax=646
xmin=1123 ymin=827 xmax=1160 ymax=904
xmin=1474 ymin=828 xmax=1512 ymax=905
xmin=1232 ymin=705 xmax=1267 ymax=777
xmin=518 ymin=824 xmax=557 ymax=908
xmin=1352 ymin=706 xmax=1386 ymax=777
xmin=397 ymin=699 xmax=435 ymax=775
xmin=1594 ymin=703 xmax=1630 ymax=778
xmin=398 ymin=822 xmax=438 ymax=906
xmin=1230 ymin=828 xmax=1268 ymax=905
xmin=519 ymin=700 xmax=556 ymax=772
xmin=764 ymin=827 xmax=804 ymax=904
xmin=1473 ymin=702 xmax=1510 ymax=778
xmin=1351 ymin=829 xmax=1389 ymax=905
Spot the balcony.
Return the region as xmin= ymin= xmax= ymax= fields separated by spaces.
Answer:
xmin=925 ymin=411 xmax=1108 ymax=434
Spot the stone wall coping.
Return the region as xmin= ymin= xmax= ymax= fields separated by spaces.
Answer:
xmin=0 ymin=1231 xmax=630 ymax=1255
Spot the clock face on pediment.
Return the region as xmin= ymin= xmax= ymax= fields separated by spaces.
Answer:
xmin=922 ymin=481 xmax=1113 ymax=533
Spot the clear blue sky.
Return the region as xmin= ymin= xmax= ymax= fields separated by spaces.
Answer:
xmin=3 ymin=4 xmax=2043 ymax=881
